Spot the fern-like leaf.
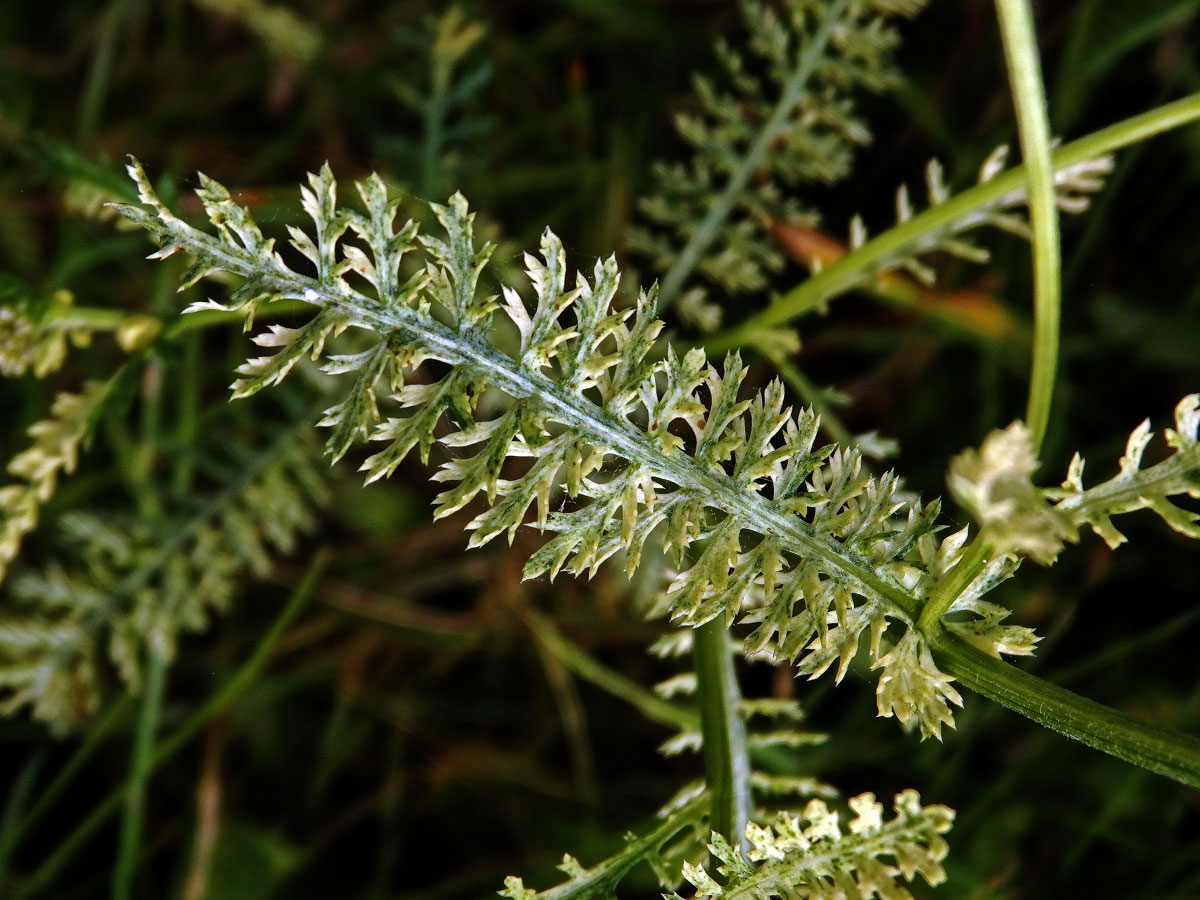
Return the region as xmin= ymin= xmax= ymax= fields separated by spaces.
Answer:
xmin=679 ymin=791 xmax=953 ymax=900
xmin=628 ymin=0 xmax=928 ymax=328
xmin=0 ymin=380 xmax=111 ymax=588
xmin=947 ymin=397 xmax=1200 ymax=567
xmin=114 ymin=161 xmax=1047 ymax=740
xmin=829 ymin=147 xmax=1113 ymax=290
xmin=1052 ymin=394 xmax=1200 ymax=548
xmin=0 ymin=429 xmax=325 ymax=732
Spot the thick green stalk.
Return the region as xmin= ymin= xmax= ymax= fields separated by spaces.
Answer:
xmin=704 ymin=93 xmax=1200 ymax=354
xmin=692 ymin=619 xmax=751 ymax=852
xmin=655 ymin=0 xmax=850 ymax=309
xmin=931 ymin=632 xmax=1200 ymax=787
xmin=994 ymin=0 xmax=1060 ymax=450
xmin=112 ymin=648 xmax=168 ymax=900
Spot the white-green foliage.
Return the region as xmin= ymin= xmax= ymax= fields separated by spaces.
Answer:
xmin=679 ymin=791 xmax=953 ymax=900
xmin=1053 ymin=394 xmax=1200 ymax=549
xmin=0 ymin=380 xmax=111 ymax=588
xmin=498 ymin=789 xmax=951 ymax=900
xmin=0 ymin=431 xmax=325 ymax=732
xmin=0 ymin=277 xmax=96 ymax=378
xmin=114 ymin=160 xmax=1045 ymax=741
xmin=837 ymin=147 xmax=1113 ymax=289
xmin=0 ymin=300 xmax=52 ymax=377
xmin=948 ymin=397 xmax=1200 ymax=566
xmin=947 ymin=421 xmax=1074 ymax=565
xmin=627 ymin=0 xmax=927 ymax=329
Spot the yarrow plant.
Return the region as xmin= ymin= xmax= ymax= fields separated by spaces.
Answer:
xmin=4 ymin=1 xmax=1200 ymax=898
xmin=98 ymin=135 xmax=1200 ymax=889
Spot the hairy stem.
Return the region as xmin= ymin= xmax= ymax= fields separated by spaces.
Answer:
xmin=656 ymin=0 xmax=850 ymax=309
xmin=931 ymin=632 xmax=1200 ymax=787
xmin=994 ymin=0 xmax=1060 ymax=450
xmin=693 ymin=619 xmax=751 ymax=852
xmin=1055 ymin=441 xmax=1200 ymax=524
xmin=705 ymin=92 xmax=1200 ymax=354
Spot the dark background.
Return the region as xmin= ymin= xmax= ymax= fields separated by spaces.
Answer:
xmin=1 ymin=1 xmax=1199 ymax=898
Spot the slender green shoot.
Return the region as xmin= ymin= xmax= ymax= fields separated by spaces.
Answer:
xmin=917 ymin=538 xmax=993 ymax=635
xmin=656 ymin=0 xmax=850 ymax=309
xmin=994 ymin=0 xmax=1060 ymax=450
xmin=704 ymin=93 xmax=1200 ymax=354
xmin=112 ymin=648 xmax=168 ymax=900
xmin=932 ymin=633 xmax=1200 ymax=787
xmin=525 ymin=609 xmax=697 ymax=732
xmin=0 ymin=698 xmax=133 ymax=884
xmin=0 ymin=756 xmax=44 ymax=893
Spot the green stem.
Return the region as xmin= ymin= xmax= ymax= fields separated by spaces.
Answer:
xmin=15 ymin=553 xmax=327 ymax=899
xmin=0 ymin=755 xmax=44 ymax=893
xmin=112 ymin=648 xmax=168 ymax=900
xmin=42 ymin=305 xmax=130 ymax=331
xmin=994 ymin=0 xmax=1060 ymax=451
xmin=692 ymin=619 xmax=751 ymax=851
xmin=917 ymin=537 xmax=992 ymax=634
xmin=930 ymin=632 xmax=1200 ymax=787
xmin=656 ymin=0 xmax=850 ymax=309
xmin=0 ymin=698 xmax=133 ymax=884
xmin=704 ymin=92 xmax=1200 ymax=354
xmin=526 ymin=610 xmax=697 ymax=732
xmin=43 ymin=298 xmax=309 ymax=343
xmin=77 ymin=0 xmax=138 ymax=143
xmin=421 ymin=50 xmax=451 ymax=199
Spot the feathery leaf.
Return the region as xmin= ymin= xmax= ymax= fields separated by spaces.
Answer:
xmin=113 ymin=161 xmax=1050 ymax=740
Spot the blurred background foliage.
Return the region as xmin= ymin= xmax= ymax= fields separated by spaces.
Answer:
xmin=1 ymin=1 xmax=1199 ymax=898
